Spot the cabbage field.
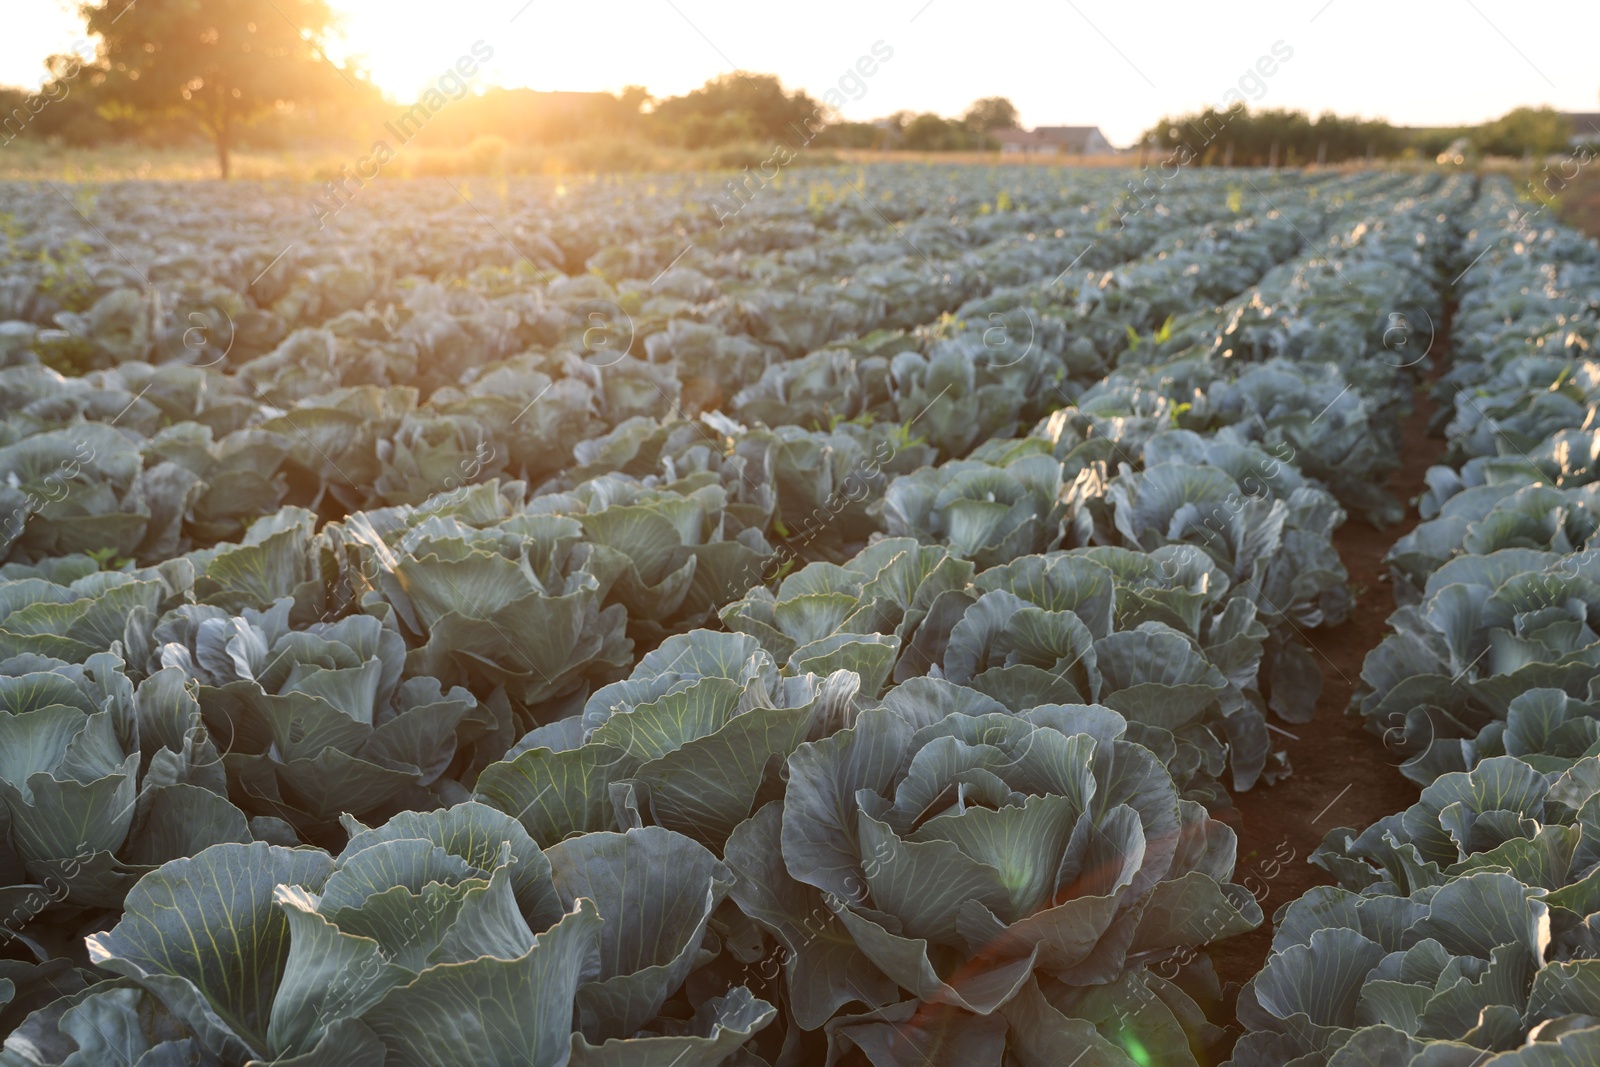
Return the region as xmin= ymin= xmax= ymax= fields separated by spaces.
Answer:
xmin=0 ymin=165 xmax=1594 ymax=1066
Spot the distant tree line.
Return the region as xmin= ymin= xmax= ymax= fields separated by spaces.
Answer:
xmin=316 ymin=78 xmax=1026 ymax=154
xmin=0 ymin=0 xmax=1590 ymax=176
xmin=0 ymin=46 xmax=1024 ymax=163
xmin=813 ymin=97 xmax=1021 ymax=151
xmin=1141 ymin=105 xmax=1582 ymax=166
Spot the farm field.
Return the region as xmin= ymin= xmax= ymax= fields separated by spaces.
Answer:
xmin=0 ymin=164 xmax=1597 ymax=1066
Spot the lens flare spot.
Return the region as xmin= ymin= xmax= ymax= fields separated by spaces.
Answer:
xmin=1120 ymin=1031 xmax=1154 ymax=1066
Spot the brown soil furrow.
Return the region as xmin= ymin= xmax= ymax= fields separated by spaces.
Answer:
xmin=1206 ymin=372 xmax=1447 ymax=1032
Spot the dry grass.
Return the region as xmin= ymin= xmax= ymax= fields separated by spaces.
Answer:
xmin=0 ymin=141 xmax=1244 ymax=182
xmin=828 ymin=149 xmax=1137 ymax=168
xmin=0 ymin=137 xmax=848 ymax=183
xmin=0 ymin=143 xmax=257 ymax=182
xmin=6 ymin=138 xmax=1540 ymax=187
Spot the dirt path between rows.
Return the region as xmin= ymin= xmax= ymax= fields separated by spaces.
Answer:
xmin=1205 ymin=371 xmax=1448 ymax=1044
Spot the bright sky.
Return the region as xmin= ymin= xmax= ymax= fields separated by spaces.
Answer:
xmin=5 ymin=0 xmax=1598 ymax=145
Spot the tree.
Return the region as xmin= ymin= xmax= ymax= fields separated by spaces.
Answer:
xmin=648 ymin=73 xmax=821 ymax=147
xmin=0 ymin=48 xmax=115 ymax=147
xmin=1142 ymin=106 xmax=1411 ymax=166
xmin=902 ymin=113 xmax=985 ymax=151
xmin=617 ymin=85 xmax=651 ymax=124
xmin=80 ymin=0 xmax=352 ymax=177
xmin=963 ymin=96 xmax=1019 ymax=132
xmin=1473 ymin=106 xmax=1571 ymax=158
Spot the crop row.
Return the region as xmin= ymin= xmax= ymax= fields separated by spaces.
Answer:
xmin=0 ymin=168 xmax=1526 ymax=1067
xmin=1231 ymin=177 xmax=1600 ymax=1066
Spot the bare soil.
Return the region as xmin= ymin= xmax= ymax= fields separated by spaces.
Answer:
xmin=1204 ymin=377 xmax=1445 ymax=1043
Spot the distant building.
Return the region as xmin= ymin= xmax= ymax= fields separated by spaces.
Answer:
xmin=1564 ymin=113 xmax=1600 ymax=146
xmin=994 ymin=126 xmax=1115 ymax=155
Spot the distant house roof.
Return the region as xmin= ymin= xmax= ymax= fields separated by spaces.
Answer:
xmin=1566 ymin=113 xmax=1600 ymax=143
xmin=993 ymin=129 xmax=1047 ymax=147
xmin=1034 ymin=126 xmax=1109 ymax=147
xmin=993 ymin=126 xmax=1113 ymax=152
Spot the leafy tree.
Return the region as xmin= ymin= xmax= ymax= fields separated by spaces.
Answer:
xmin=1142 ymin=106 xmax=1404 ymax=166
xmin=901 ymin=113 xmax=986 ymax=151
xmin=80 ymin=0 xmax=353 ymax=177
xmin=963 ymin=96 xmax=1019 ymax=132
xmin=617 ymin=85 xmax=651 ymax=122
xmin=649 ymin=73 xmax=821 ymax=147
xmin=813 ymin=120 xmax=884 ymax=149
xmin=1473 ymin=106 xmax=1571 ymax=158
xmin=0 ymin=49 xmax=116 ymax=148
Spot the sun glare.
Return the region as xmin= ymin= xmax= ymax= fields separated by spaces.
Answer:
xmin=2 ymin=1 xmax=81 ymax=92
xmin=323 ymin=0 xmax=696 ymax=103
